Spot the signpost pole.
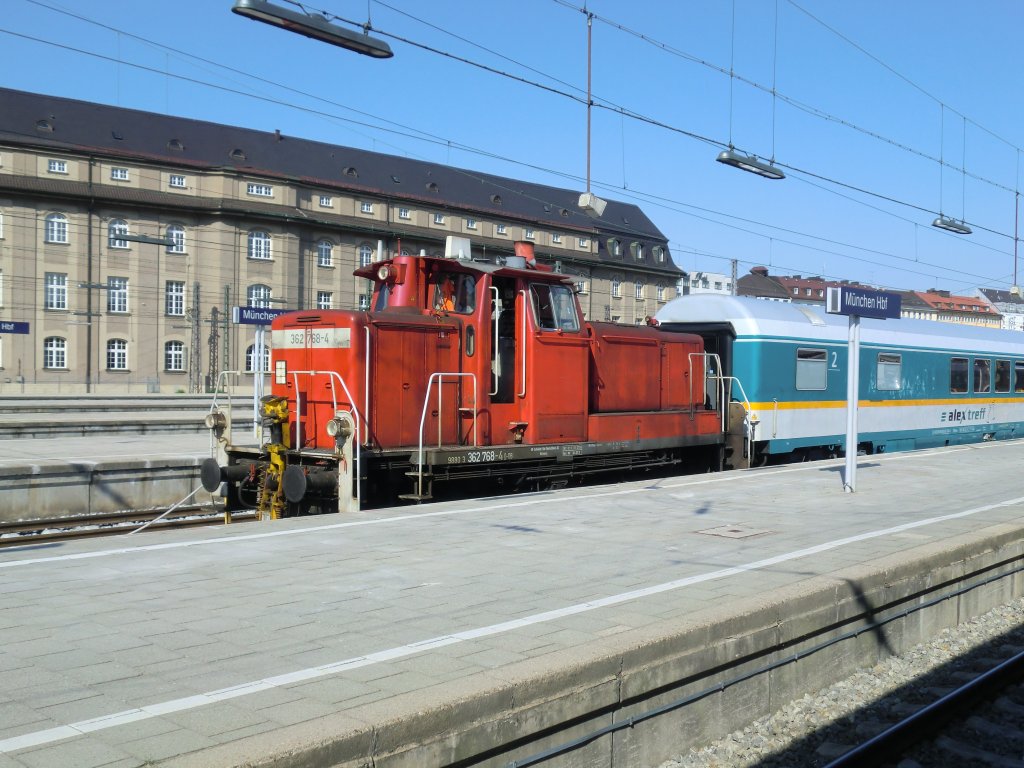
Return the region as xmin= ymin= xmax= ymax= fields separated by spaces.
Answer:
xmin=844 ymin=315 xmax=860 ymax=492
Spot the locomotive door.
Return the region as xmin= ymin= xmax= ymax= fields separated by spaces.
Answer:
xmin=521 ymin=282 xmax=589 ymax=443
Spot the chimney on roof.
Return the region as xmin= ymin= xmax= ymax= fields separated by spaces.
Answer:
xmin=751 ymin=266 xmax=769 ymax=276
xmin=275 ymin=129 xmax=282 ymax=141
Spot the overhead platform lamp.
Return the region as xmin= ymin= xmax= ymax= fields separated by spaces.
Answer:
xmin=716 ymin=147 xmax=785 ymax=180
xmin=931 ymin=109 xmax=971 ymax=235
xmin=577 ymin=10 xmax=607 ymax=219
xmin=232 ymin=0 xmax=393 ymax=58
xmin=931 ymin=215 xmax=972 ymax=235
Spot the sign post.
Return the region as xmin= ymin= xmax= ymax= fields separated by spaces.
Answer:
xmin=826 ymin=287 xmax=901 ymax=492
xmin=232 ymin=306 xmax=290 ymax=438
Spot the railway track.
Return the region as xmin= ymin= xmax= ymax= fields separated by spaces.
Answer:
xmin=0 ymin=507 xmax=257 ymax=547
xmin=826 ymin=645 xmax=1024 ymax=767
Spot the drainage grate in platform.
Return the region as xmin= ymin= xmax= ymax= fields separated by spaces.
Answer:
xmin=696 ymin=524 xmax=772 ymax=539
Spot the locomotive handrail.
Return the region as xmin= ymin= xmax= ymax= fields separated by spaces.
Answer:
xmin=518 ymin=288 xmax=527 ymax=398
xmin=489 ymin=286 xmax=500 ymax=397
xmin=208 ymin=370 xmax=243 ymax=452
xmin=688 ymin=352 xmax=725 ymax=420
xmin=289 ymin=369 xmax=363 ymax=510
xmin=719 ymin=375 xmax=754 ymax=461
xmin=364 ymin=326 xmax=371 ymax=446
xmin=415 ymin=372 xmax=479 ymax=499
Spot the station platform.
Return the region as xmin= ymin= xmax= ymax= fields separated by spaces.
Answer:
xmin=1 ymin=441 xmax=1023 ymax=767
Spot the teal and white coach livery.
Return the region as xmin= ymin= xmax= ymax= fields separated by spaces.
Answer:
xmin=655 ymin=295 xmax=1024 ymax=467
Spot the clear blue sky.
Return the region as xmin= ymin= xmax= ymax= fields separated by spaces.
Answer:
xmin=3 ymin=0 xmax=1023 ymax=294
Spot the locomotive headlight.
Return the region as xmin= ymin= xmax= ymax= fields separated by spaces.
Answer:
xmin=204 ymin=410 xmax=227 ymax=430
xmin=377 ymin=264 xmax=392 ymax=281
xmin=326 ymin=418 xmax=342 ymax=437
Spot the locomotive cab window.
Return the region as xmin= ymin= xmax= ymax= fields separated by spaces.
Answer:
xmin=973 ymin=358 xmax=991 ymax=393
xmin=530 ymin=283 xmax=579 ymax=332
xmin=950 ymin=357 xmax=969 ymax=393
xmin=795 ymin=348 xmax=827 ymax=390
xmin=432 ymin=272 xmax=476 ymax=314
xmin=995 ymin=359 xmax=1011 ymax=393
xmin=876 ymin=353 xmax=901 ymax=391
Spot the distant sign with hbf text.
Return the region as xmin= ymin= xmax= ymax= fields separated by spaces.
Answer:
xmin=0 ymin=321 xmax=29 ymax=334
xmin=826 ymin=286 xmax=901 ymax=320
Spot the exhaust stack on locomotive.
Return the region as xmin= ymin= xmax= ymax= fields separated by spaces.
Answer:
xmin=203 ymin=238 xmax=730 ymax=517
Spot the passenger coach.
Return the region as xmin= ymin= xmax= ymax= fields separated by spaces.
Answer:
xmin=656 ymin=295 xmax=1024 ymax=466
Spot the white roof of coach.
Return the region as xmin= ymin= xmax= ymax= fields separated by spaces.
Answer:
xmin=655 ymin=295 xmax=1024 ymax=355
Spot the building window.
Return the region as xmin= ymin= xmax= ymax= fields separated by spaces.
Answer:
xmin=466 ymin=217 xmax=477 ymax=230
xmin=433 ymin=213 xmax=446 ymax=225
xmin=524 ymin=228 xmax=535 ymax=240
xmin=359 ymin=244 xmax=373 ymax=268
xmin=110 ymin=167 xmax=129 ymax=181
xmin=317 ymin=239 xmax=333 ymax=267
xmin=107 ymin=339 xmax=128 ymax=370
xmin=792 ymin=287 xmax=800 ymax=295
xmin=248 ymin=231 xmax=272 ymax=260
xmin=108 ymin=219 xmax=129 ymax=249
xmin=316 ymin=291 xmax=333 ymax=309
xmin=575 ymin=280 xmax=588 ymax=294
xmin=43 ymin=337 xmax=67 ymax=369
xmin=45 ymin=213 xmax=68 ymax=243
xmin=578 ymin=237 xmax=589 ymax=249
xmin=166 ymin=224 xmax=186 ymax=253
xmin=0 ymin=211 xmax=3 ymax=239
xmin=107 ymin=277 xmax=128 ymax=313
xmin=360 ymin=201 xmax=374 ymax=214
xmin=247 ymin=284 xmax=272 ymax=308
xmin=247 ymin=182 xmax=273 ymax=197
xmin=653 ymin=246 xmax=665 ymax=263
xmin=552 ymin=233 xmax=562 ymax=244
xmin=165 ymin=341 xmax=185 ymax=372
xmin=398 ymin=207 xmax=411 ymax=220
xmin=45 ymin=273 xmax=67 ymax=310
xmin=496 ymin=224 xmax=507 ymax=235
xmin=611 ymin=279 xmax=621 ymax=298
xmin=634 ymin=282 xmax=643 ymax=299
xmin=358 ymin=294 xmax=371 ymax=310
xmin=47 ymin=159 xmax=67 ymax=174
xmin=165 ymin=281 xmax=185 ymax=316
xmin=246 ymin=344 xmax=270 ymax=373
xmin=169 ymin=174 xmax=187 ymax=189
xmin=608 ymin=239 xmax=621 ymax=257
xmin=657 ymin=286 xmax=666 ymax=302
xmin=319 ymin=195 xmax=332 ymax=207
xmin=714 ymin=282 xmax=723 ymax=290
xmin=796 ymin=348 xmax=828 ymax=391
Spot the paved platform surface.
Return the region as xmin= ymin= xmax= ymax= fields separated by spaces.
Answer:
xmin=1 ymin=440 xmax=1024 ymax=767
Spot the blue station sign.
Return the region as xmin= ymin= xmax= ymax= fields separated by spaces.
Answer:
xmin=0 ymin=321 xmax=30 ymax=334
xmin=231 ymin=306 xmax=290 ymax=325
xmin=826 ymin=287 xmax=901 ymax=320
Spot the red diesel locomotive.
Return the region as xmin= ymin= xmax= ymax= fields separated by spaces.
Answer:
xmin=202 ymin=240 xmax=729 ymax=516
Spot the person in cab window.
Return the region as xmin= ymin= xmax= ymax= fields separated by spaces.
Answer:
xmin=435 ymin=275 xmax=456 ymax=312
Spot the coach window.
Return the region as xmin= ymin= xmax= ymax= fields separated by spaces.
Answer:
xmin=1015 ymin=361 xmax=1024 ymax=393
xmin=530 ymin=283 xmax=579 ymax=332
xmin=950 ymin=357 xmax=969 ymax=393
xmin=796 ymin=348 xmax=827 ymax=390
xmin=973 ymin=358 xmax=991 ymax=393
xmin=994 ymin=360 xmax=1011 ymax=393
xmin=876 ymin=353 xmax=901 ymax=391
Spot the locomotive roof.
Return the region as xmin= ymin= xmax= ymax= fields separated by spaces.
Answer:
xmin=656 ymin=295 xmax=1024 ymax=355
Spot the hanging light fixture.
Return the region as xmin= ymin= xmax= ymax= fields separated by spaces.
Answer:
xmin=232 ymin=0 xmax=393 ymax=58
xmin=716 ymin=148 xmax=785 ymax=180
xmin=931 ymin=215 xmax=972 ymax=235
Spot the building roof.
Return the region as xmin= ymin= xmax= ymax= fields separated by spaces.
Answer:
xmin=977 ymin=287 xmax=1024 ymax=307
xmin=913 ymin=290 xmax=999 ymax=315
xmin=0 ymin=87 xmax=679 ymax=274
xmin=736 ymin=266 xmax=792 ymax=300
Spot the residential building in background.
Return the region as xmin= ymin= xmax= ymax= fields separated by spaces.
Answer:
xmin=0 ymin=88 xmax=683 ymax=393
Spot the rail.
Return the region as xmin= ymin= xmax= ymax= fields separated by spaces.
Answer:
xmin=289 ymin=369 xmax=363 ymax=509
xmin=415 ymin=372 xmax=478 ymax=499
xmin=489 ymin=286 xmax=500 ymax=396
xmin=518 ymin=288 xmax=527 ymax=398
xmin=208 ymin=370 xmax=242 ymax=452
